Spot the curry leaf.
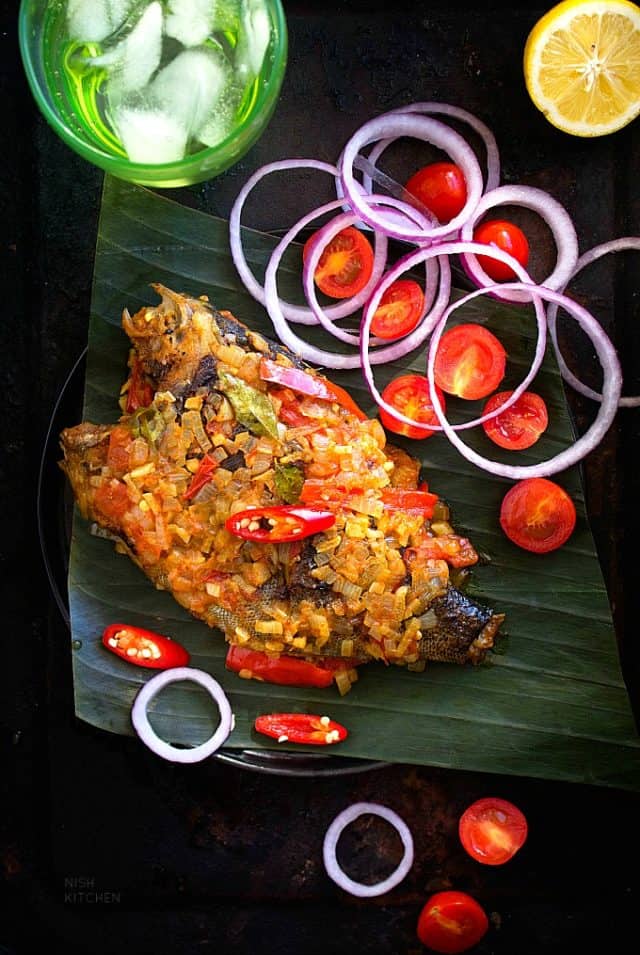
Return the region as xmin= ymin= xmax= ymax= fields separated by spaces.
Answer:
xmin=218 ymin=370 xmax=279 ymax=438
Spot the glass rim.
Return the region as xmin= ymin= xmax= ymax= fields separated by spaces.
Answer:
xmin=18 ymin=0 xmax=288 ymax=179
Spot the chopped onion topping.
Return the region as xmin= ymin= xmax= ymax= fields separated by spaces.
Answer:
xmin=131 ymin=667 xmax=234 ymax=763
xmin=323 ymin=802 xmax=414 ymax=897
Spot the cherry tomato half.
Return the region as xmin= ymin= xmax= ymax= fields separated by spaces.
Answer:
xmin=434 ymin=323 xmax=506 ymax=400
xmin=303 ymin=225 xmax=374 ymax=299
xmin=482 ymin=390 xmax=549 ymax=451
xmin=405 ymin=162 xmax=467 ymax=223
xmin=459 ymin=797 xmax=528 ymax=866
xmin=379 ymin=373 xmax=446 ymax=440
xmin=472 ymin=219 xmax=530 ymax=282
xmin=417 ymin=891 xmax=489 ymax=954
xmin=371 ymin=279 xmax=425 ymax=340
xmin=102 ymin=624 xmax=190 ymax=669
xmin=499 ymin=477 xmax=576 ymax=553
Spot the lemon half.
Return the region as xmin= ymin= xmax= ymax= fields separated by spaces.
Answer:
xmin=524 ymin=0 xmax=640 ymax=136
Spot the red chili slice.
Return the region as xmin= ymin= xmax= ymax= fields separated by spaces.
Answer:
xmin=254 ymin=713 xmax=348 ymax=745
xmin=183 ymin=453 xmax=219 ymax=500
xmin=299 ymin=480 xmax=364 ymax=506
xmin=381 ymin=487 xmax=439 ymax=516
xmin=459 ymin=797 xmax=528 ymax=865
xmin=226 ymin=647 xmax=356 ymax=688
xmin=102 ymin=624 xmax=190 ymax=669
xmin=226 ymin=505 xmax=335 ymax=542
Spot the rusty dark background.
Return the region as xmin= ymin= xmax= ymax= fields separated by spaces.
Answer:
xmin=2 ymin=1 xmax=640 ymax=952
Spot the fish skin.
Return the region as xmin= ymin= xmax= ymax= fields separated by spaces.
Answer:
xmin=60 ymin=286 xmax=504 ymax=673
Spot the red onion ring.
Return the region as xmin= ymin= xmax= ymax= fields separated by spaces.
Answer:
xmin=362 ymin=101 xmax=501 ymax=204
xmin=339 ymin=113 xmax=484 ymax=243
xmin=323 ymin=802 xmax=414 ymax=898
xmin=300 ymin=201 xmax=434 ymax=347
xmin=426 ymin=283 xmax=622 ymax=478
xmin=228 ymin=159 xmax=387 ymax=326
xmin=263 ymin=199 xmax=451 ymax=369
xmin=131 ymin=667 xmax=233 ymax=763
xmin=459 ymin=184 xmax=579 ymax=303
xmin=547 ymin=238 xmax=640 ymax=408
xmin=360 ymin=241 xmax=546 ymax=433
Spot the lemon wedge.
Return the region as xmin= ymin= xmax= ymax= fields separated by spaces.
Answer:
xmin=524 ymin=0 xmax=640 ymax=136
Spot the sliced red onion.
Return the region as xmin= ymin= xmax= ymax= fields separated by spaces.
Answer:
xmin=459 ymin=184 xmax=579 ymax=303
xmin=300 ymin=200 xmax=434 ymax=347
xmin=547 ymin=238 xmax=640 ymax=408
xmin=426 ymin=283 xmax=622 ymax=478
xmin=323 ymin=802 xmax=414 ymax=898
xmin=362 ymin=101 xmax=501 ymax=204
xmin=263 ymin=201 xmax=451 ymax=368
xmin=131 ymin=667 xmax=233 ymax=763
xmin=360 ymin=241 xmax=546 ymax=433
xmin=228 ymin=159 xmax=387 ymax=326
xmin=339 ymin=113 xmax=484 ymax=243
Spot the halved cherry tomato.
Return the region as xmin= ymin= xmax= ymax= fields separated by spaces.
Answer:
xmin=226 ymin=646 xmax=356 ymax=688
xmin=459 ymin=797 xmax=528 ymax=866
xmin=405 ymin=162 xmax=467 ymax=223
xmin=260 ymin=357 xmax=367 ymax=420
xmin=254 ymin=713 xmax=348 ymax=745
xmin=434 ymin=323 xmax=506 ymax=400
xmin=379 ymin=373 xmax=446 ymax=439
xmin=370 ymin=279 xmax=425 ymax=340
xmin=183 ymin=453 xmax=218 ymax=500
xmin=226 ymin=505 xmax=335 ymax=542
xmin=125 ymin=356 xmax=155 ymax=414
xmin=303 ymin=225 xmax=374 ymax=299
xmin=482 ymin=391 xmax=548 ymax=451
xmin=417 ymin=890 xmax=489 ymax=954
xmin=472 ymin=219 xmax=530 ymax=282
xmin=102 ymin=623 xmax=190 ymax=669
xmin=499 ymin=477 xmax=576 ymax=553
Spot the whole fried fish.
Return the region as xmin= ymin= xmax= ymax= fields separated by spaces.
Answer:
xmin=60 ymin=285 xmax=503 ymax=692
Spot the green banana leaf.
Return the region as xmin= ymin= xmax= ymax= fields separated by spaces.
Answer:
xmin=67 ymin=174 xmax=640 ymax=789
